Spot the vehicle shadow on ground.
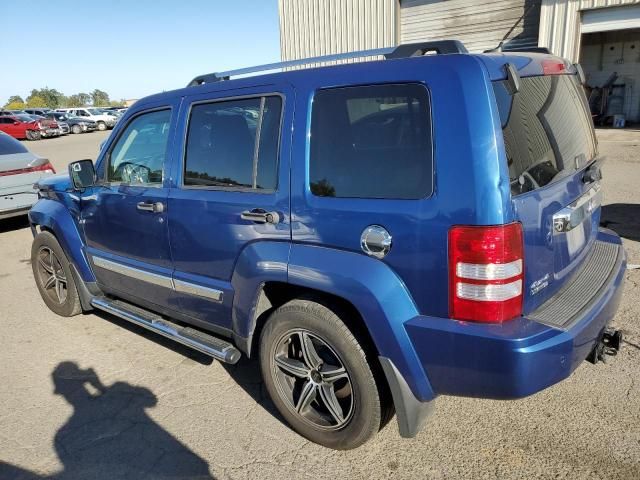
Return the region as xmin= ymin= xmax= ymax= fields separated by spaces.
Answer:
xmin=601 ymin=204 xmax=640 ymax=242
xmin=0 ymin=215 xmax=30 ymax=234
xmin=0 ymin=361 xmax=215 ymax=480
xmin=95 ymin=311 xmax=288 ymax=428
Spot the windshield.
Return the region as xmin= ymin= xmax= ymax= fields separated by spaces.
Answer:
xmin=88 ymin=108 xmax=103 ymax=115
xmin=15 ymin=114 xmax=34 ymax=122
xmin=493 ymin=74 xmax=597 ymax=196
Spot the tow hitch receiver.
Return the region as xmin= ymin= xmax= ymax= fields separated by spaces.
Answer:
xmin=587 ymin=328 xmax=623 ymax=364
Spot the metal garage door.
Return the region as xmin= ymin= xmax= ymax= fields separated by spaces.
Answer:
xmin=582 ymin=5 xmax=640 ymax=33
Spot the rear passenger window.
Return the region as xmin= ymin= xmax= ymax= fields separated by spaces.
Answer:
xmin=310 ymin=84 xmax=432 ymax=199
xmin=184 ymin=96 xmax=282 ymax=190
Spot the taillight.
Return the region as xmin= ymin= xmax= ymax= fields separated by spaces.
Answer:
xmin=542 ymin=59 xmax=567 ymax=75
xmin=449 ymin=223 xmax=524 ymax=323
xmin=0 ymin=161 xmax=56 ymax=177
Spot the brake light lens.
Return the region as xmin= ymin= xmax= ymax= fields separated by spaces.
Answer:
xmin=449 ymin=223 xmax=524 ymax=323
xmin=0 ymin=161 xmax=56 ymax=177
xmin=542 ymin=59 xmax=567 ymax=75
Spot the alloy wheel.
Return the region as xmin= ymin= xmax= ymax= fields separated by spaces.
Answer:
xmin=36 ymin=247 xmax=68 ymax=304
xmin=272 ymin=329 xmax=354 ymax=430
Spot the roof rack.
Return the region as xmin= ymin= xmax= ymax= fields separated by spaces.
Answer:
xmin=187 ymin=40 xmax=468 ymax=87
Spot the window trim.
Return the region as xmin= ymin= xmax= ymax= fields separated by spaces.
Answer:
xmin=307 ymin=82 xmax=435 ymax=201
xmin=102 ymin=106 xmax=173 ymax=188
xmin=180 ymin=92 xmax=285 ymax=194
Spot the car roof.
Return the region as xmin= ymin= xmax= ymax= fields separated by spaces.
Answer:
xmin=132 ymin=49 xmax=570 ymax=110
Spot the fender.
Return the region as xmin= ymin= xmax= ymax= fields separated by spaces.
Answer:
xmin=287 ymin=244 xmax=435 ymax=403
xmin=230 ymin=240 xmax=290 ymax=350
xmin=28 ymin=199 xmax=95 ymax=283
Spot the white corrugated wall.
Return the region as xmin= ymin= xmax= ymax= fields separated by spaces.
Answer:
xmin=278 ymin=0 xmax=399 ymax=63
xmin=400 ymin=0 xmax=542 ymax=53
xmin=539 ymin=0 xmax=640 ymax=61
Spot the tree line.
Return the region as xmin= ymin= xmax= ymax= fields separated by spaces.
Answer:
xmin=4 ymin=88 xmax=125 ymax=110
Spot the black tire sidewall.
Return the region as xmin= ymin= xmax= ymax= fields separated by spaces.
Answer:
xmin=31 ymin=231 xmax=81 ymax=317
xmin=260 ymin=300 xmax=382 ymax=449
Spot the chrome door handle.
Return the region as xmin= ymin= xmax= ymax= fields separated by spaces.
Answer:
xmin=241 ymin=209 xmax=280 ymax=224
xmin=137 ymin=201 xmax=165 ymax=213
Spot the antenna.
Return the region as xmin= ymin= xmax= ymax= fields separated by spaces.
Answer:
xmin=486 ymin=2 xmax=537 ymax=53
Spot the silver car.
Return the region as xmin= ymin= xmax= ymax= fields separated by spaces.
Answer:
xmin=0 ymin=132 xmax=56 ymax=220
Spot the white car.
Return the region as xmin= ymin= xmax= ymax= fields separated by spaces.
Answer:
xmin=56 ymin=108 xmax=117 ymax=131
xmin=0 ymin=132 xmax=55 ymax=220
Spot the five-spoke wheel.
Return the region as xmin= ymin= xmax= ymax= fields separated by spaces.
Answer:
xmin=273 ymin=329 xmax=353 ymax=430
xmin=260 ymin=298 xmax=390 ymax=449
xmin=31 ymin=231 xmax=81 ymax=317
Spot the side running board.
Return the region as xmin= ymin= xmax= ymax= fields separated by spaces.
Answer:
xmin=91 ymin=297 xmax=241 ymax=364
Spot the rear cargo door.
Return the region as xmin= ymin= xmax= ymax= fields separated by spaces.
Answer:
xmin=493 ymin=72 xmax=601 ymax=314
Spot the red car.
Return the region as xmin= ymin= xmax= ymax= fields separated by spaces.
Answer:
xmin=0 ymin=114 xmax=58 ymax=140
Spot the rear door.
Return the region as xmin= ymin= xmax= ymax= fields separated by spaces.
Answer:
xmin=492 ymin=71 xmax=601 ymax=313
xmin=167 ymin=85 xmax=292 ymax=332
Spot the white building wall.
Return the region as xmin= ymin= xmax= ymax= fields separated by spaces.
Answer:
xmin=539 ymin=0 xmax=640 ymax=62
xmin=278 ymin=0 xmax=399 ymax=63
xmin=400 ymin=0 xmax=542 ymax=53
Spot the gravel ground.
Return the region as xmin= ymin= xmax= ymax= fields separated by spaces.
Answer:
xmin=0 ymin=129 xmax=638 ymax=479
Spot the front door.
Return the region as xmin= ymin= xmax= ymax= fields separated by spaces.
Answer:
xmin=82 ymin=106 xmax=179 ymax=311
xmin=167 ymin=86 xmax=293 ymax=332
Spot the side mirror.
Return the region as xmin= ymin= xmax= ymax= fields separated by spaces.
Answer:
xmin=69 ymin=159 xmax=96 ymax=190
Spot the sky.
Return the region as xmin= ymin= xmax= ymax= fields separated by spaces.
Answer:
xmin=0 ymin=0 xmax=281 ymax=105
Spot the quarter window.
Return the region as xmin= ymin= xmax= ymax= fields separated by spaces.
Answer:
xmin=310 ymin=83 xmax=433 ymax=199
xmin=107 ymin=109 xmax=171 ymax=185
xmin=184 ymin=96 xmax=282 ymax=190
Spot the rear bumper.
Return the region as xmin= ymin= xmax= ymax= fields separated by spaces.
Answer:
xmin=405 ymin=229 xmax=626 ymax=400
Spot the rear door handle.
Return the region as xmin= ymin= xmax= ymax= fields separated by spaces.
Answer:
xmin=137 ymin=201 xmax=165 ymax=213
xmin=241 ymin=209 xmax=280 ymax=224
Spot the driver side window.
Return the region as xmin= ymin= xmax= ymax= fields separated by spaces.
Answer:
xmin=108 ymin=109 xmax=171 ymax=185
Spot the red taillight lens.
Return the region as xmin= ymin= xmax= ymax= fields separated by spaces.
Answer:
xmin=449 ymin=223 xmax=524 ymax=323
xmin=542 ymin=59 xmax=567 ymax=75
xmin=0 ymin=161 xmax=56 ymax=177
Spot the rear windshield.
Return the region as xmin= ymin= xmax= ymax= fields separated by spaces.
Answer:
xmin=493 ymin=74 xmax=597 ymax=196
xmin=0 ymin=133 xmax=28 ymax=155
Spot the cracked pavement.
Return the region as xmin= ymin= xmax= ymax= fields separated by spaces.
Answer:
xmin=0 ymin=129 xmax=638 ymax=479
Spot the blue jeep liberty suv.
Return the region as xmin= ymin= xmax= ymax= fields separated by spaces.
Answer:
xmin=29 ymin=41 xmax=626 ymax=449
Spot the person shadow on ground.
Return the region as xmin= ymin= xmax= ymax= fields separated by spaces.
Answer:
xmin=0 ymin=361 xmax=213 ymax=480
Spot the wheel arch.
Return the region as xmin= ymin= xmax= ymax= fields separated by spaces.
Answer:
xmin=231 ymin=242 xmax=436 ymax=404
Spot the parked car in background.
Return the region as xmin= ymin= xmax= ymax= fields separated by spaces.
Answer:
xmin=25 ymin=115 xmax=62 ymax=138
xmin=24 ymin=108 xmax=53 ymax=116
xmin=0 ymin=114 xmax=50 ymax=140
xmin=0 ymin=131 xmax=55 ymax=220
xmin=43 ymin=112 xmax=96 ymax=134
xmin=56 ymin=108 xmax=116 ymax=131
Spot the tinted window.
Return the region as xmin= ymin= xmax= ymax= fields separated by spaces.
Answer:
xmin=0 ymin=133 xmax=28 ymax=154
xmin=184 ymin=96 xmax=282 ymax=190
xmin=108 ymin=109 xmax=171 ymax=185
xmin=493 ymin=74 xmax=597 ymax=196
xmin=310 ymin=84 xmax=432 ymax=199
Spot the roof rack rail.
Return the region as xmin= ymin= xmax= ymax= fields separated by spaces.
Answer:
xmin=187 ymin=40 xmax=468 ymax=87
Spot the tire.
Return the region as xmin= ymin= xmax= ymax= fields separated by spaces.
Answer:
xmin=97 ymin=121 xmax=107 ymax=131
xmin=260 ymin=298 xmax=386 ymax=449
xmin=31 ymin=231 xmax=82 ymax=317
xmin=71 ymin=124 xmax=82 ymax=134
xmin=26 ymin=130 xmax=41 ymax=141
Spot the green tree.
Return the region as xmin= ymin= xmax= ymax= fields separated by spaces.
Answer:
xmin=91 ymin=89 xmax=110 ymax=107
xmin=5 ymin=101 xmax=26 ymax=110
xmin=78 ymin=92 xmax=91 ymax=106
xmin=26 ymin=88 xmax=65 ymax=108
xmin=5 ymin=95 xmax=24 ymax=106
xmin=26 ymin=95 xmax=47 ymax=108
xmin=109 ymin=99 xmax=125 ymax=107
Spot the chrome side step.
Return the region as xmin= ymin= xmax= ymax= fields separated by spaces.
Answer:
xmin=91 ymin=297 xmax=241 ymax=364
